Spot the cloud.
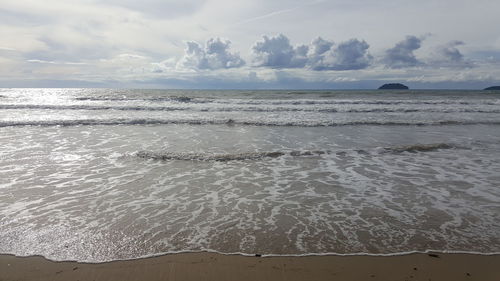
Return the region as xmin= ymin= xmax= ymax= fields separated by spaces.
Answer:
xmin=251 ymin=34 xmax=308 ymax=68
xmin=151 ymin=58 xmax=176 ymax=73
xmin=308 ymin=37 xmax=333 ymax=56
xmin=383 ymin=35 xmax=423 ymax=68
xmin=306 ymin=37 xmax=333 ymax=66
xmin=176 ymin=38 xmax=245 ymax=70
xmin=252 ymin=35 xmax=372 ymax=70
xmin=26 ymin=59 xmax=86 ymax=65
xmin=309 ymin=38 xmax=372 ymax=70
xmin=97 ymin=0 xmax=206 ymax=18
xmin=429 ymin=41 xmax=472 ymax=68
xmin=438 ymin=41 xmax=464 ymax=62
xmin=0 ymin=8 xmax=54 ymax=26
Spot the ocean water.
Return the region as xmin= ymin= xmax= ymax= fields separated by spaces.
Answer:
xmin=0 ymin=88 xmax=499 ymax=262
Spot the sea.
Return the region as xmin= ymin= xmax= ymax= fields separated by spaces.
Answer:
xmin=0 ymin=88 xmax=499 ymax=262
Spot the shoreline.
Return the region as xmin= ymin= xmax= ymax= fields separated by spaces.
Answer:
xmin=1 ymin=252 xmax=499 ymax=281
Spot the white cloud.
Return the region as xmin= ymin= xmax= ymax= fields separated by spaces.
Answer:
xmin=0 ymin=46 xmax=17 ymax=51
xmin=151 ymin=58 xmax=177 ymax=73
xmin=176 ymin=38 xmax=245 ymax=70
xmin=26 ymin=59 xmax=88 ymax=65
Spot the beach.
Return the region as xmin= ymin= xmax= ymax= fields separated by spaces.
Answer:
xmin=2 ymin=252 xmax=499 ymax=281
xmin=1 ymin=89 xmax=499 ymax=279
xmin=2 ymin=0 xmax=500 ymax=278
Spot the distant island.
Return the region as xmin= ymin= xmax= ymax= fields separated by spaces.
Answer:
xmin=484 ymin=86 xmax=500 ymax=90
xmin=378 ymin=83 xmax=409 ymax=90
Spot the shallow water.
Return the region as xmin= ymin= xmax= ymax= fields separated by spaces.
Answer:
xmin=0 ymin=89 xmax=499 ymax=262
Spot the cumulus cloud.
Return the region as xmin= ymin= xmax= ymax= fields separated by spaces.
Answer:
xmin=309 ymin=38 xmax=372 ymax=70
xmin=383 ymin=35 xmax=423 ymax=68
xmin=306 ymin=37 xmax=333 ymax=66
xmin=176 ymin=38 xmax=245 ymax=70
xmin=430 ymin=41 xmax=472 ymax=67
xmin=439 ymin=41 xmax=464 ymax=62
xmin=252 ymin=35 xmax=372 ymax=70
xmin=251 ymin=34 xmax=308 ymax=68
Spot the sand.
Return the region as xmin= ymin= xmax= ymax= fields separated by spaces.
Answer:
xmin=1 ymin=252 xmax=499 ymax=281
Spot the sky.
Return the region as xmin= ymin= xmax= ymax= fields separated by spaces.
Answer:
xmin=1 ymin=0 xmax=500 ymax=89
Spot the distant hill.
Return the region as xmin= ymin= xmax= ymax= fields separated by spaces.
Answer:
xmin=378 ymin=83 xmax=409 ymax=90
xmin=484 ymin=86 xmax=500 ymax=90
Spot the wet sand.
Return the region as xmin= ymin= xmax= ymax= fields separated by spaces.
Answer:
xmin=1 ymin=252 xmax=499 ymax=281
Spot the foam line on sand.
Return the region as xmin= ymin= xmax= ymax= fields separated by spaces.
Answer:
xmin=1 ymin=252 xmax=499 ymax=281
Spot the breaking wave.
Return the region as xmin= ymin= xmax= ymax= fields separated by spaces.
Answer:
xmin=1 ymin=103 xmax=500 ymax=113
xmin=71 ymin=96 xmax=500 ymax=106
xmin=136 ymin=150 xmax=333 ymax=162
xmin=0 ymin=104 xmax=187 ymax=111
xmin=383 ymin=143 xmax=457 ymax=153
xmin=136 ymin=151 xmax=288 ymax=161
xmin=1 ymin=119 xmax=500 ymax=128
xmin=74 ymin=96 xmax=193 ymax=102
xmin=136 ymin=143 xmax=458 ymax=162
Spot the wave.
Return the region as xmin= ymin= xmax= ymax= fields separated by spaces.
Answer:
xmin=74 ymin=96 xmax=193 ymax=102
xmin=2 ymin=119 xmax=500 ymax=128
xmin=0 ymin=104 xmax=188 ymax=111
xmin=9 ymin=249 xmax=500 ymax=263
xmin=135 ymin=150 xmax=335 ymax=162
xmin=136 ymin=151 xmax=288 ymax=161
xmin=136 ymin=143 xmax=458 ymax=162
xmin=205 ymin=99 xmax=500 ymax=106
xmin=71 ymin=96 xmax=500 ymax=106
xmin=3 ymin=248 xmax=499 ymax=264
xmin=1 ymin=104 xmax=500 ymax=114
xmin=383 ymin=143 xmax=457 ymax=153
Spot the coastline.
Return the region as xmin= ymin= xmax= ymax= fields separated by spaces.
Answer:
xmin=1 ymin=252 xmax=499 ymax=281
